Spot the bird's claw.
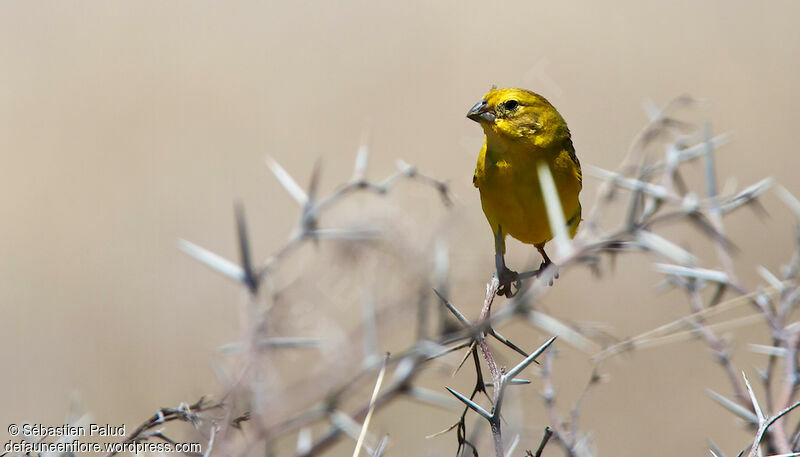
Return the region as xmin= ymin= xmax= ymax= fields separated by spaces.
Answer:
xmin=497 ymin=267 xmax=521 ymax=298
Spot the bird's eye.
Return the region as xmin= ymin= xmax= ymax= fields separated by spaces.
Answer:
xmin=503 ymin=100 xmax=519 ymax=111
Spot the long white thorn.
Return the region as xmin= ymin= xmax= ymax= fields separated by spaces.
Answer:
xmin=266 ymin=156 xmax=308 ymax=206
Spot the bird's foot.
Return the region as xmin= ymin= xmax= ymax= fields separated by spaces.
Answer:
xmin=497 ymin=267 xmax=521 ymax=298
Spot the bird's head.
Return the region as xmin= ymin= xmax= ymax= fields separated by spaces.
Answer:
xmin=467 ymin=87 xmax=568 ymax=150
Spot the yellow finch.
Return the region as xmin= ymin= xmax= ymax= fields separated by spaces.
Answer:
xmin=468 ymin=87 xmax=582 ymax=296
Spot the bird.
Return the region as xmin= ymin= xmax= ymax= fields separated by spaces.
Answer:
xmin=467 ymin=87 xmax=582 ymax=297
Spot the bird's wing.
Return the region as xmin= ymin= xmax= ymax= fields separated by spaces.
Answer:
xmin=563 ymin=137 xmax=582 ymax=184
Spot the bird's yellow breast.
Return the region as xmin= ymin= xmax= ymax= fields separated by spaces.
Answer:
xmin=474 ymin=140 xmax=581 ymax=249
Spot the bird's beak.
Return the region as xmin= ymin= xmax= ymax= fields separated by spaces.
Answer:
xmin=466 ymin=99 xmax=496 ymax=123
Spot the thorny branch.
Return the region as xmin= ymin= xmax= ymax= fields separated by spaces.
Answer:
xmin=103 ymin=398 xmax=225 ymax=457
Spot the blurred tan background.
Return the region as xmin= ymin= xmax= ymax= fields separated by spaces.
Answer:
xmin=2 ymin=1 xmax=800 ymax=455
